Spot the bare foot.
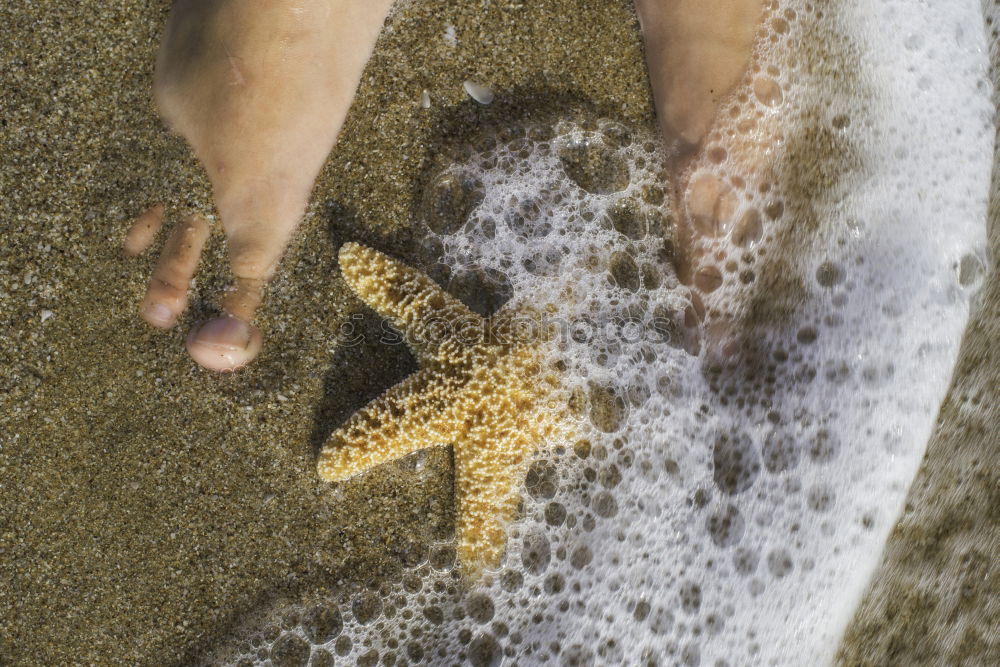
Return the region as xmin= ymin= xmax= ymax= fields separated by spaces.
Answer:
xmin=635 ymin=0 xmax=763 ymax=155
xmin=635 ymin=0 xmax=765 ymax=348
xmin=127 ymin=0 xmax=394 ymax=371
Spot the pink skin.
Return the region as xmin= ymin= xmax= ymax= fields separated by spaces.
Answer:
xmin=129 ymin=0 xmax=762 ymax=370
xmin=127 ymin=0 xmax=394 ymax=371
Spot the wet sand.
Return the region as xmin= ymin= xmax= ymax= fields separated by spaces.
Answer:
xmin=0 ymin=0 xmax=995 ymax=665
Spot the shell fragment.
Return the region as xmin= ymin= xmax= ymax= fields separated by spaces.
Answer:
xmin=463 ymin=80 xmax=494 ymax=105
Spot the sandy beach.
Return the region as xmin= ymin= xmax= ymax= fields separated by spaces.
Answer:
xmin=0 ymin=0 xmax=995 ymax=665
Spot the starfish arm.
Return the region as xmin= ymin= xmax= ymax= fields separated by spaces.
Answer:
xmin=338 ymin=242 xmax=485 ymax=364
xmin=453 ymin=419 xmax=539 ymax=572
xmin=316 ymin=368 xmax=467 ymax=482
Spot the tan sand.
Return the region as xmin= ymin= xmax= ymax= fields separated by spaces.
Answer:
xmin=0 ymin=0 xmax=995 ymax=665
xmin=0 ymin=1 xmax=651 ymax=663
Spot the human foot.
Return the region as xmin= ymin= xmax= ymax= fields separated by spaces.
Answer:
xmin=635 ymin=0 xmax=764 ymax=155
xmin=128 ymin=0 xmax=395 ymax=370
xmin=635 ymin=0 xmax=765 ymax=346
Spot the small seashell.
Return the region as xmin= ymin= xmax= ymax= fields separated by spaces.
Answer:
xmin=40 ymin=309 xmax=54 ymax=322
xmin=443 ymin=25 xmax=457 ymax=47
xmin=463 ymin=80 xmax=494 ymax=105
xmin=421 ymin=89 xmax=431 ymax=109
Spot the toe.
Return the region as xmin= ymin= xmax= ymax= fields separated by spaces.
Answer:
xmin=673 ymin=172 xmax=739 ymax=286
xmin=686 ymin=173 xmax=738 ymax=238
xmin=124 ymin=204 xmax=166 ymax=256
xmin=186 ymin=315 xmax=263 ymax=371
xmin=141 ymin=214 xmax=211 ymax=328
xmin=184 ymin=226 xmax=286 ymax=370
xmin=185 ymin=158 xmax=311 ymax=371
xmin=221 ymin=275 xmax=268 ymax=324
xmin=186 ymin=276 xmax=267 ymax=371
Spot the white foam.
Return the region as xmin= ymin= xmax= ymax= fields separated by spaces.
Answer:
xmin=218 ymin=1 xmax=992 ymax=664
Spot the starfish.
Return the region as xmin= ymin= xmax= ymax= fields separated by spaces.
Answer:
xmin=317 ymin=243 xmax=568 ymax=572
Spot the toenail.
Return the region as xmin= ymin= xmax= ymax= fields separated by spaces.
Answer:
xmin=189 ymin=316 xmax=252 ymax=350
xmin=186 ymin=316 xmax=263 ymax=372
xmin=144 ymin=302 xmax=175 ymax=327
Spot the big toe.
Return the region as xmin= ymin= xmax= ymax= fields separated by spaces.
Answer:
xmin=186 ymin=316 xmax=263 ymax=371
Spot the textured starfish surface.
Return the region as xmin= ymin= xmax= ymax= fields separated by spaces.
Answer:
xmin=318 ymin=243 xmax=567 ymax=572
